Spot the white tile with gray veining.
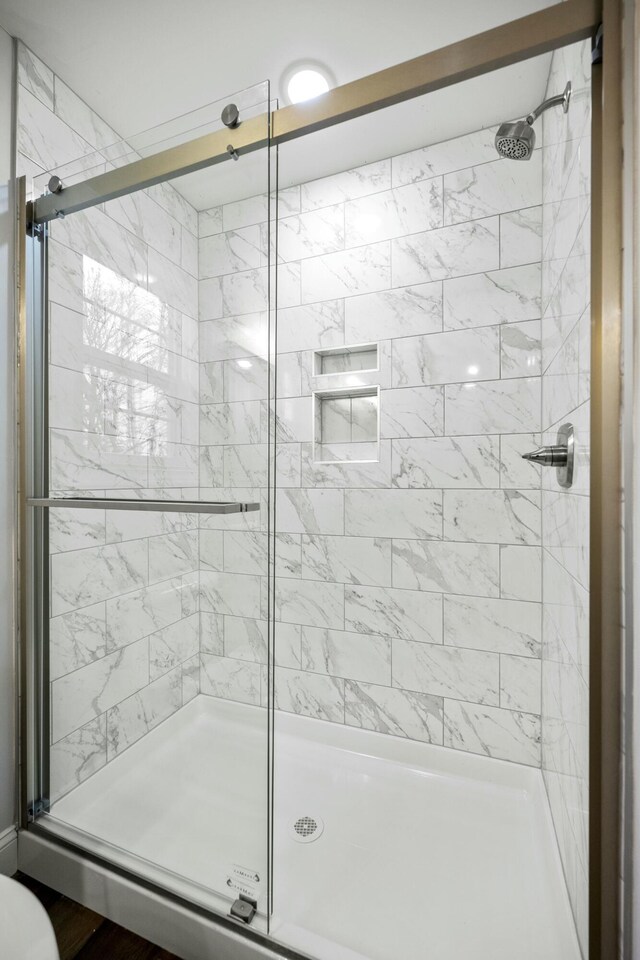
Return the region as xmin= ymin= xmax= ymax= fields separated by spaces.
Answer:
xmin=444 ymin=699 xmax=541 ymax=765
xmin=18 ymin=87 xmax=95 ymax=172
xmin=344 ymin=489 xmax=442 ymax=540
xmin=301 ymin=627 xmax=391 ymax=685
xmin=200 ymin=227 xmax=262 ymax=278
xmin=345 ymin=178 xmax=443 ymax=246
xmin=344 ymin=680 xmax=443 ymax=743
xmin=392 ymin=217 xmax=499 ymax=286
xmin=301 ymin=242 xmax=391 ymax=303
xmin=444 ymin=595 xmax=541 ymax=657
xmin=54 ymin=75 xmax=119 ymax=152
xmin=51 ymin=540 xmax=148 ymax=616
xmin=222 ymin=193 xmax=268 ymax=231
xmin=344 ymin=585 xmax=442 ymax=645
xmin=106 ymin=190 xmax=182 ymax=265
xmin=278 ymin=300 xmax=344 ymax=353
xmin=443 ymin=489 xmax=541 ymax=545
xmin=199 ymin=206 xmax=223 ymax=238
xmin=18 ymin=44 xmax=54 ymax=109
xmin=222 ymin=443 xmax=267 ymax=488
xmin=443 ymin=154 xmax=541 ymax=225
xmin=182 ymin=655 xmax=200 ymax=703
xmin=200 ymin=654 xmax=261 ymax=705
xmin=200 ymin=572 xmax=262 ymax=620
xmin=445 ymin=378 xmax=541 ymax=435
xmin=301 ymin=159 xmax=391 ymax=211
xmin=380 ymin=386 xmax=443 ymax=438
xmin=392 ymin=540 xmax=500 ymax=597
xmin=500 ymin=320 xmax=541 ymax=378
xmin=391 ymin=326 xmax=499 ymax=387
xmin=276 ymin=487 xmax=344 ymax=535
xmin=392 ymin=129 xmax=496 ymax=186
xmin=500 ymin=655 xmax=542 ymax=714
xmin=344 ymin=281 xmax=442 ymax=342
xmin=148 ymin=531 xmax=198 ymax=582
xmin=199 ymin=612 xmax=223 ymax=656
xmin=219 ymin=530 xmax=266 ymax=576
xmin=301 ymin=534 xmax=392 ymax=586
xmin=200 ymin=400 xmax=262 ymax=445
xmin=500 ymin=545 xmax=542 ymax=602
xmin=52 ymin=637 xmax=149 ymax=742
xmin=500 ymin=207 xmax=543 ymax=268
xmin=500 ymin=433 xmax=543 ymax=489
xmin=49 ymin=507 xmax=106 ymax=554
xmin=106 ymin=666 xmax=182 ymax=759
xmin=149 ymin=614 xmax=199 ymax=680
xmin=275 ymin=668 xmax=344 ymax=723
xmin=50 ymin=603 xmax=110 ymax=681
xmin=391 ymin=435 xmax=500 ymax=489
xmin=224 ymin=617 xmax=268 ymax=664
xmin=443 ymin=263 xmax=541 ymax=330
xmin=278 ymin=204 xmax=345 ymax=262
xmin=49 ymin=716 xmax=107 ymax=802
xmin=275 ymin=578 xmax=344 ymax=630
xmin=105 ymin=578 xmax=184 ymax=650
xmin=393 ymin=639 xmax=499 ymax=705
xmin=52 ymin=208 xmax=148 ymax=288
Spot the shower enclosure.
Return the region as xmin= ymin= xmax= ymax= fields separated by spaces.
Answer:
xmin=16 ymin=3 xmax=618 ymax=959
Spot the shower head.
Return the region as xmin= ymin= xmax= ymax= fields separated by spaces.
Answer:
xmin=495 ymin=120 xmax=536 ymax=160
xmin=495 ymin=81 xmax=572 ymax=161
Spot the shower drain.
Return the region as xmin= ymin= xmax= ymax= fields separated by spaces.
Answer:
xmin=290 ymin=814 xmax=324 ymax=843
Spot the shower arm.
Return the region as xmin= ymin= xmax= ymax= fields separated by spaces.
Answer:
xmin=525 ymin=81 xmax=572 ymax=126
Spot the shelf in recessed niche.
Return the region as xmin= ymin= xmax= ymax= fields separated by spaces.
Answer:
xmin=313 ymin=342 xmax=378 ymax=377
xmin=313 ymin=386 xmax=379 ymax=464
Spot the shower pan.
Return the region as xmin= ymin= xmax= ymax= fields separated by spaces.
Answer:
xmin=15 ymin=3 xmax=619 ymax=959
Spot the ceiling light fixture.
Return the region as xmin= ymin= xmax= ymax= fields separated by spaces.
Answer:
xmin=282 ymin=61 xmax=334 ymax=106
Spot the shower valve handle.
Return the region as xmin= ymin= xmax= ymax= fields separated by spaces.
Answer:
xmin=521 ymin=423 xmax=574 ymax=489
xmin=521 ymin=445 xmax=567 ymax=467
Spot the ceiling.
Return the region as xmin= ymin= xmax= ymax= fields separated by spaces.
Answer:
xmin=0 ymin=0 xmax=556 ymax=209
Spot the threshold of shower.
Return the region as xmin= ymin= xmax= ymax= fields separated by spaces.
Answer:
xmin=30 ymin=697 xmax=580 ymax=960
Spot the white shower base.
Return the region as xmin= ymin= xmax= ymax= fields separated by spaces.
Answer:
xmin=43 ymin=695 xmax=580 ymax=960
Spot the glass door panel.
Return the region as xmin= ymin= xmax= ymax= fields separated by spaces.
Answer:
xmin=270 ymin=43 xmax=591 ymax=960
xmin=24 ymin=81 xmax=276 ymax=924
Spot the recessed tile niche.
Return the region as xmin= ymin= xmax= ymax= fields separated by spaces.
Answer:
xmin=312 ymin=344 xmax=380 ymax=463
xmin=313 ymin=343 xmax=378 ymax=376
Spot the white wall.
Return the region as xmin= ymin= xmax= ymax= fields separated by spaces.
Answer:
xmin=0 ymin=23 xmax=17 ymax=875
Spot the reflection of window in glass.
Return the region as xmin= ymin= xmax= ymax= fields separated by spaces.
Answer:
xmin=81 ymin=256 xmax=188 ymax=450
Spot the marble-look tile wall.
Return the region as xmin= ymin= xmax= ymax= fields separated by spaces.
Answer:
xmin=198 ymin=125 xmax=547 ymax=767
xmin=540 ymin=41 xmax=591 ymax=954
xmin=16 ymin=43 xmax=202 ymax=801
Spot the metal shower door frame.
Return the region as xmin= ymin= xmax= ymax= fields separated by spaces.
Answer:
xmin=16 ymin=1 xmax=622 ymax=957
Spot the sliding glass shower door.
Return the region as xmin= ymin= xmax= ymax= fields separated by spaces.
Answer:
xmin=268 ymin=40 xmax=591 ymax=960
xmin=22 ymin=80 xmax=277 ymax=924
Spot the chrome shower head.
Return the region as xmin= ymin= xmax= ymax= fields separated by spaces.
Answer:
xmin=495 ymin=120 xmax=536 ymax=160
xmin=495 ymin=81 xmax=571 ymax=161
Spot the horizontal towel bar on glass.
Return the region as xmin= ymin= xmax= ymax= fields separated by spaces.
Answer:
xmin=26 ymin=498 xmax=260 ymax=515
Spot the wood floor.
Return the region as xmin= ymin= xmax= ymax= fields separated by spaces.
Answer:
xmin=15 ymin=873 xmax=184 ymax=960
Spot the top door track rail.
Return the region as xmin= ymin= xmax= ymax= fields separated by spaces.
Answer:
xmin=29 ymin=0 xmax=600 ymax=225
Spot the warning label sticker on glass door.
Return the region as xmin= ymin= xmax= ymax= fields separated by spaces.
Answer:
xmin=225 ymin=863 xmax=261 ymax=900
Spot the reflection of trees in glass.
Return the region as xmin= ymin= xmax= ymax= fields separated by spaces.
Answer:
xmin=80 ymin=256 xmax=186 ymax=449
